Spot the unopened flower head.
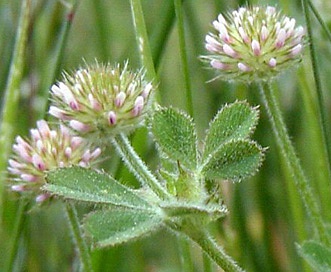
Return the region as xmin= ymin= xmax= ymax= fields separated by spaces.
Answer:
xmin=203 ymin=6 xmax=305 ymax=82
xmin=8 ymin=120 xmax=101 ymax=203
xmin=49 ymin=61 xmax=154 ymax=142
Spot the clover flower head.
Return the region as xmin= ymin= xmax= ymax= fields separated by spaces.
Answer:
xmin=203 ymin=6 xmax=306 ymax=82
xmin=49 ymin=61 xmax=154 ymax=143
xmin=8 ymin=120 xmax=101 ymax=203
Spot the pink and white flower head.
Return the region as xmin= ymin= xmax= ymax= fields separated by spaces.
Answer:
xmin=8 ymin=120 xmax=101 ymax=203
xmin=49 ymin=61 xmax=154 ymax=143
xmin=203 ymin=6 xmax=306 ymax=82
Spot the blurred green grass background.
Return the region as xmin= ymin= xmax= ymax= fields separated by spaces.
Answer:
xmin=1 ymin=0 xmax=331 ymax=271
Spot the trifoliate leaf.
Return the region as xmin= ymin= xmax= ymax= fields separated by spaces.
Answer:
xmin=84 ymin=207 xmax=163 ymax=248
xmin=202 ymin=140 xmax=264 ymax=182
xmin=150 ymin=107 xmax=198 ymax=170
xmin=297 ymin=240 xmax=331 ymax=272
xmin=44 ymin=166 xmax=151 ymax=209
xmin=203 ymin=101 xmax=259 ymax=162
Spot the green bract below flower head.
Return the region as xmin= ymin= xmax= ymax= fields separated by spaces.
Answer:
xmin=203 ymin=6 xmax=305 ymax=82
xmin=8 ymin=120 xmax=101 ymax=203
xmin=49 ymin=61 xmax=154 ymax=142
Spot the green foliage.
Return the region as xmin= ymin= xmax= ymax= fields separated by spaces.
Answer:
xmin=160 ymin=201 xmax=228 ymax=222
xmin=43 ymin=101 xmax=264 ymax=253
xmin=203 ymin=101 xmax=259 ymax=161
xmin=45 ymin=166 xmax=151 ymax=209
xmin=84 ymin=207 xmax=163 ymax=247
xmin=201 ymin=140 xmax=264 ymax=182
xmin=3 ymin=0 xmax=331 ymax=271
xmin=298 ymin=240 xmax=331 ymax=271
xmin=151 ymin=101 xmax=264 ymax=187
xmin=150 ymin=107 xmax=198 ymax=170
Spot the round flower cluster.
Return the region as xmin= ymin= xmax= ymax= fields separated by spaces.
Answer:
xmin=8 ymin=120 xmax=101 ymax=202
xmin=203 ymin=6 xmax=305 ymax=82
xmin=49 ymin=62 xmax=154 ymax=143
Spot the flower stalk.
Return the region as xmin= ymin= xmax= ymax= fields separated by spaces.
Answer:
xmin=112 ymin=133 xmax=169 ymax=200
xmin=258 ymin=81 xmax=330 ymax=245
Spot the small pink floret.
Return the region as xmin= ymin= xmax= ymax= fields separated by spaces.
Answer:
xmin=141 ymin=82 xmax=152 ymax=98
xmin=261 ymin=25 xmax=269 ymax=41
xmin=275 ymin=29 xmax=286 ymax=48
xmin=251 ymin=40 xmax=261 ymax=56
xmin=69 ymin=100 xmax=80 ymax=111
xmin=268 ymin=58 xmax=277 ymax=68
xmin=88 ymin=94 xmax=102 ymax=111
xmin=238 ymin=63 xmax=251 ymax=72
xmin=13 ymin=144 xmax=31 ymax=162
xmin=21 ymin=174 xmax=38 ymax=182
xmin=65 ymin=147 xmax=72 ymax=158
xmin=30 ymin=129 xmax=41 ymax=141
xmin=223 ymin=44 xmax=237 ymax=58
xmin=71 ymin=136 xmax=84 ymax=149
xmin=49 ymin=106 xmax=65 ymax=120
xmin=91 ymin=148 xmax=102 ymax=159
xmin=9 ymin=159 xmax=24 ymax=168
xmin=115 ymin=92 xmax=126 ymax=108
xmin=36 ymin=194 xmax=50 ymax=203
xmin=108 ymin=111 xmax=117 ymax=125
xmin=69 ymin=120 xmax=91 ymax=133
xmin=37 ymin=120 xmax=51 ymax=138
xmin=238 ymin=27 xmax=249 ymax=43
xmin=11 ymin=185 xmax=25 ymax=192
xmin=290 ymin=44 xmax=303 ymax=57
xmin=32 ymin=154 xmax=46 ymax=171
xmin=132 ymin=96 xmax=144 ymax=117
xmin=210 ymin=60 xmax=228 ymax=70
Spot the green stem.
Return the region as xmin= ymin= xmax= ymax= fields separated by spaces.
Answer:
xmin=182 ymin=227 xmax=244 ymax=272
xmin=150 ymin=1 xmax=177 ymax=70
xmin=308 ymin=0 xmax=331 ymax=43
xmin=112 ymin=133 xmax=170 ymax=200
xmin=0 ymin=0 xmax=31 ymax=218
xmin=178 ymin=236 xmax=194 ymax=272
xmin=258 ymin=82 xmax=329 ymax=245
xmin=129 ymin=0 xmax=156 ymax=83
xmin=65 ymin=203 xmax=94 ymax=272
xmin=301 ymin=0 xmax=331 ymax=196
xmin=4 ymin=199 xmax=29 ymax=272
xmin=174 ymin=0 xmax=194 ymax=117
xmin=233 ymin=185 xmax=266 ymax=270
xmin=38 ymin=1 xmax=79 ymax=119
xmin=297 ymin=65 xmax=331 ymax=221
xmin=92 ymin=0 xmax=111 ymax=60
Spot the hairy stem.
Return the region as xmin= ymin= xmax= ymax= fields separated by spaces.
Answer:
xmin=112 ymin=133 xmax=170 ymax=200
xmin=181 ymin=226 xmax=244 ymax=272
xmin=259 ymin=82 xmax=329 ymax=245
